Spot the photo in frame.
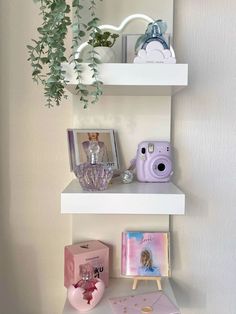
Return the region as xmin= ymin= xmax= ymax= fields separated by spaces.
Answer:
xmin=67 ymin=129 xmax=119 ymax=171
xmin=121 ymin=231 xmax=170 ymax=277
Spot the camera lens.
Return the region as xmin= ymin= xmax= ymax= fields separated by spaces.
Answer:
xmin=157 ymin=163 xmax=165 ymax=171
xmin=141 ymin=147 xmax=146 ymax=154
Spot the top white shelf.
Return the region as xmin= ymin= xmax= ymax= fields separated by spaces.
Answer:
xmin=64 ymin=63 xmax=188 ymax=96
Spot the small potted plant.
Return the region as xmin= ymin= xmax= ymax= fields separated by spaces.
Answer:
xmin=88 ymin=31 xmax=119 ymax=63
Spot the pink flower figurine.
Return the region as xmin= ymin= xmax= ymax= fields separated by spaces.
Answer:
xmin=67 ymin=263 xmax=105 ymax=312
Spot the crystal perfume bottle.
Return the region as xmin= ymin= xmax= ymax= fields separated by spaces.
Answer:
xmin=67 ymin=263 xmax=105 ymax=312
xmin=74 ymin=140 xmax=113 ymax=191
xmin=135 ymin=19 xmax=169 ymax=52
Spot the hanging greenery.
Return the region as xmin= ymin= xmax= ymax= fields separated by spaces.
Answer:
xmin=27 ymin=0 xmax=103 ymax=108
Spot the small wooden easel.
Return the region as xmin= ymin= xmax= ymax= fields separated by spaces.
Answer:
xmin=132 ymin=276 xmax=162 ymax=290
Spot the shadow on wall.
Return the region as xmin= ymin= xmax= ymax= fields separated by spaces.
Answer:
xmin=0 ymin=1 xmax=42 ymax=311
xmin=7 ymin=244 xmax=42 ymax=314
xmin=170 ymin=193 xmax=210 ymax=314
xmin=170 ymin=278 xmax=207 ymax=311
xmin=0 ymin=0 xmax=11 ymax=311
xmin=170 ymin=229 xmax=208 ymax=312
xmin=172 ymin=144 xmax=210 ymax=219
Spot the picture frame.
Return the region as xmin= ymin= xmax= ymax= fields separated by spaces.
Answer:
xmin=67 ymin=129 xmax=119 ymax=171
xmin=122 ymin=34 xmax=142 ymax=63
xmin=122 ymin=33 xmax=171 ymax=63
xmin=121 ymin=231 xmax=170 ymax=277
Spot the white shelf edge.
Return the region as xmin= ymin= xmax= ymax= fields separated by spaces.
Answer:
xmin=62 ymin=278 xmax=180 ymax=314
xmin=61 ymin=179 xmax=185 ymax=215
xmin=63 ymin=63 xmax=188 ymax=96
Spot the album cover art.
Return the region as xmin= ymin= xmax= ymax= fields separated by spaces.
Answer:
xmin=121 ymin=232 xmax=170 ymax=277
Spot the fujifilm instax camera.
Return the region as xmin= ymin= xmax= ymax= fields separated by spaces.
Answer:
xmin=136 ymin=141 xmax=173 ymax=182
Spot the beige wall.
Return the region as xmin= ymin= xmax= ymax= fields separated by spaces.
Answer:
xmin=172 ymin=1 xmax=236 ymax=313
xmin=0 ymin=1 xmax=73 ymax=313
xmin=1 ymin=0 xmax=236 ymax=314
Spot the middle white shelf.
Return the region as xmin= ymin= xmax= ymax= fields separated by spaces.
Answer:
xmin=61 ymin=179 xmax=185 ymax=215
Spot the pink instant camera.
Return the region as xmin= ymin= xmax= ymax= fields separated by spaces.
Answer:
xmin=136 ymin=141 xmax=173 ymax=182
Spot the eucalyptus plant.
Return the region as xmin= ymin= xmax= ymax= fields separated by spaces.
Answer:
xmin=27 ymin=0 xmax=103 ymax=108
xmin=71 ymin=0 xmax=103 ymax=108
xmin=86 ymin=0 xmax=103 ymax=106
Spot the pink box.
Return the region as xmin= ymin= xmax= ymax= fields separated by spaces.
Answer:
xmin=64 ymin=240 xmax=109 ymax=288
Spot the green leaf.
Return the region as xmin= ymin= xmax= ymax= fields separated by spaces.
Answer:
xmin=40 ymin=57 xmax=49 ymax=64
xmin=27 ymin=45 xmax=34 ymax=50
xmin=74 ymin=57 xmax=83 ymax=63
xmin=37 ymin=27 xmax=44 ymax=34
xmin=72 ymin=0 xmax=81 ymax=6
xmin=79 ymin=30 xmax=85 ymax=37
xmin=34 ymin=63 xmax=43 ymax=69
xmin=80 ymin=90 xmax=89 ymax=96
xmin=32 ymin=69 xmax=41 ymax=76
xmin=72 ymin=24 xmax=79 ymax=32
xmin=90 ymin=91 xmax=99 ymax=96
xmin=93 ymin=57 xmax=101 ymax=64
xmin=111 ymin=33 xmax=119 ymax=39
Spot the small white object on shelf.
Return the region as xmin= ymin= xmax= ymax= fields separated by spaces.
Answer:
xmin=134 ymin=41 xmax=176 ymax=64
xmin=94 ymin=47 xmax=116 ymax=63
xmin=61 ymin=179 xmax=185 ymax=215
xmin=62 ymin=278 xmax=179 ymax=314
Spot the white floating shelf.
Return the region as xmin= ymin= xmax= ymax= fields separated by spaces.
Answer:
xmin=61 ymin=179 xmax=185 ymax=215
xmin=62 ymin=278 xmax=180 ymax=314
xmin=63 ymin=63 xmax=188 ymax=96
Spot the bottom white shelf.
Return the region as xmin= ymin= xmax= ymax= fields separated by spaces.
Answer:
xmin=62 ymin=277 xmax=179 ymax=314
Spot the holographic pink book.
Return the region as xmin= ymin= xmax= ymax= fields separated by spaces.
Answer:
xmin=121 ymin=232 xmax=170 ymax=277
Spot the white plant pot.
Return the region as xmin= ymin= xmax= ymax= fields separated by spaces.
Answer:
xmin=94 ymin=47 xmax=116 ymax=63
